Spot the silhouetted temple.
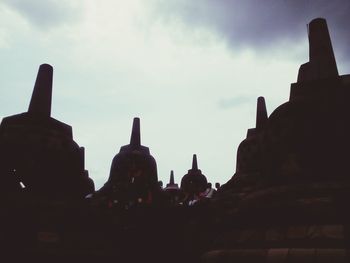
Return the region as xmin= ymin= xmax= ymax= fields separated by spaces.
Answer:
xmin=0 ymin=64 xmax=94 ymax=199
xmin=164 ymin=170 xmax=182 ymax=204
xmin=165 ymin=170 xmax=179 ymax=190
xmin=96 ymin=117 xmax=160 ymax=207
xmin=181 ymin=155 xmax=208 ymax=194
xmin=1 ymin=17 xmax=350 ymax=263
xmin=206 ymin=17 xmax=350 ymax=262
xmin=220 ymin=96 xmax=268 ymax=193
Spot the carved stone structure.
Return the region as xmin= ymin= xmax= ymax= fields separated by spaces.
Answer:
xmin=262 ymin=18 xmax=349 ymax=185
xmin=97 ymin=117 xmax=159 ymax=206
xmin=221 ymin=97 xmax=268 ymax=193
xmin=165 ymin=170 xmax=180 ymax=190
xmin=164 ymin=170 xmax=182 ymax=205
xmin=0 ymin=64 xmax=94 ymax=199
xmin=181 ymin=154 xmax=208 ymax=202
xmin=206 ymin=17 xmax=350 ymax=263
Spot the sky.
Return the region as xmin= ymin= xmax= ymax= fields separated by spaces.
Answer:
xmin=0 ymin=0 xmax=349 ymax=189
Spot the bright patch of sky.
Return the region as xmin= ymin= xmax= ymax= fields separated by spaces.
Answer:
xmin=1 ymin=1 xmax=347 ymax=188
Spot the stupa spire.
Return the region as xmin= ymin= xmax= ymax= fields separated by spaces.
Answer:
xmin=192 ymin=154 xmax=198 ymax=170
xmin=130 ymin=117 xmax=141 ymax=147
xmin=297 ymin=18 xmax=338 ymax=82
xmin=256 ymin=96 xmax=268 ymax=130
xmin=28 ymin=64 xmax=53 ymax=117
xmin=308 ymin=18 xmax=338 ymax=77
xmin=170 ymin=170 xmax=175 ymax=185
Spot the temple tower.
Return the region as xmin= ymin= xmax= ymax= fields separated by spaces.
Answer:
xmin=0 ymin=64 xmax=94 ymax=198
xmin=180 ymin=154 xmax=208 ymax=196
xmin=98 ymin=118 xmax=159 ymax=206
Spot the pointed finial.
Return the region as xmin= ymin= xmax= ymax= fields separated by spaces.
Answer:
xmin=308 ymin=18 xmax=338 ymax=77
xmin=28 ymin=64 xmax=53 ymax=117
xmin=256 ymin=96 xmax=268 ymax=130
xmin=130 ymin=117 xmax=141 ymax=147
xmin=170 ymin=170 xmax=175 ymax=185
xmin=192 ymin=154 xmax=198 ymax=170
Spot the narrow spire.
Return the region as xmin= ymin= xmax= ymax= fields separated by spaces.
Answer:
xmin=28 ymin=64 xmax=53 ymax=117
xmin=308 ymin=18 xmax=338 ymax=77
xmin=130 ymin=117 xmax=141 ymax=147
xmin=192 ymin=154 xmax=198 ymax=170
xmin=170 ymin=170 xmax=175 ymax=185
xmin=256 ymin=96 xmax=268 ymax=130
xmin=166 ymin=170 xmax=179 ymax=188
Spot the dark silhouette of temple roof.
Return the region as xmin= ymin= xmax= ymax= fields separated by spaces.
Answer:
xmin=98 ymin=117 xmax=159 ymax=205
xmin=164 ymin=170 xmax=179 ymax=190
xmin=0 ymin=64 xmax=94 ymax=198
xmin=298 ymin=18 xmax=338 ymax=83
xmin=120 ymin=117 xmax=150 ymax=154
xmin=28 ymin=64 xmax=53 ymax=117
xmin=220 ymin=17 xmax=350 ymax=193
xmin=221 ymin=17 xmax=350 ymax=192
xmin=180 ymin=154 xmax=208 ymax=194
xmin=209 ymin=18 xmax=350 ymax=262
xmin=237 ymin=96 xmax=267 ymax=174
xmin=1 ymin=64 xmax=72 ymax=137
xmin=246 ymin=96 xmax=268 ymax=138
xmin=261 ymin=17 xmax=350 ymax=184
xmin=218 ymin=97 xmax=268 ymax=192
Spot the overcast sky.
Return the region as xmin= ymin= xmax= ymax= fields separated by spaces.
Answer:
xmin=0 ymin=1 xmax=349 ymax=188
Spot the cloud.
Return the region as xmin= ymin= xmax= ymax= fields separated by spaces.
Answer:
xmin=151 ymin=0 xmax=350 ymax=66
xmin=2 ymin=0 xmax=83 ymax=30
